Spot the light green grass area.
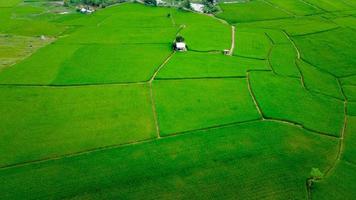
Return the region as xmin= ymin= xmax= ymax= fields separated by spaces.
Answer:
xmin=343 ymin=116 xmax=356 ymax=164
xmin=348 ymin=102 xmax=356 ymax=116
xmin=250 ymin=71 xmax=344 ymax=136
xmin=217 ymin=0 xmax=291 ymax=23
xmin=153 ymin=78 xmax=260 ymax=135
xmin=58 ymin=26 xmax=178 ymax=44
xmin=0 ymin=121 xmax=338 ymax=199
xmin=312 ymin=116 xmax=356 ymax=199
xmin=0 ymin=84 xmax=156 ymax=167
xmin=293 ymin=28 xmax=356 ymax=77
xmin=0 ymin=2 xmax=67 ymax=36
xmin=341 ymin=75 xmax=356 ymax=86
xmin=238 ymin=16 xmax=338 ymax=36
xmin=265 ymin=29 xmax=290 ymax=44
xmin=313 ymin=160 xmax=356 ymax=200
xmin=343 ymin=85 xmax=356 ymax=101
xmin=0 ymin=44 xmax=81 ymax=84
xmin=235 ymin=29 xmax=271 ymax=59
xmin=156 ymin=51 xmax=269 ymax=79
xmin=53 ymin=44 xmax=172 ymax=84
xmin=0 ymin=1 xmax=356 ymax=198
xmin=173 ymin=11 xmax=231 ymax=51
xmin=333 ymin=16 xmax=356 ymax=29
xmin=266 ymin=0 xmax=321 ymax=15
xmin=269 ymin=44 xmax=300 ymax=77
xmin=297 ymin=59 xmax=343 ymax=99
xmin=0 ymin=0 xmax=21 ymax=7
xmin=0 ymin=34 xmax=53 ymax=70
xmin=303 ymin=0 xmax=352 ymax=11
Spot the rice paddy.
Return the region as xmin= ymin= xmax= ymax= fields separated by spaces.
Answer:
xmin=0 ymin=0 xmax=355 ymax=199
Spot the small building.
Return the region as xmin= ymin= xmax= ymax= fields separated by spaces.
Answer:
xmin=174 ymin=42 xmax=187 ymax=51
xmin=173 ymin=36 xmax=187 ymax=51
xmin=78 ymin=7 xmax=95 ymax=14
xmin=190 ymin=3 xmax=204 ymax=13
xmin=223 ymin=49 xmax=230 ymax=55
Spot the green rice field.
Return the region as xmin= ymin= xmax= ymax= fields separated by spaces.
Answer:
xmin=0 ymin=0 xmax=355 ymax=199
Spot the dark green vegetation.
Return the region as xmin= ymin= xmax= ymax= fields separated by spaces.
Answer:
xmin=0 ymin=0 xmax=355 ymax=199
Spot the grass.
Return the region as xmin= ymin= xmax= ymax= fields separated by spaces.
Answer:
xmin=266 ymin=0 xmax=322 ymax=15
xmin=52 ymin=44 xmax=172 ymax=84
xmin=303 ymin=0 xmax=352 ymax=11
xmin=297 ymin=59 xmax=343 ymax=99
xmin=173 ymin=10 xmax=231 ymax=51
xmin=238 ymin=16 xmax=338 ymax=36
xmin=293 ymin=28 xmax=356 ymax=77
xmin=0 ymin=121 xmax=338 ymax=199
xmin=217 ymin=0 xmax=291 ymax=23
xmin=0 ymin=44 xmax=82 ymax=84
xmin=249 ymin=71 xmax=344 ymax=136
xmin=156 ymin=51 xmax=269 ymax=79
xmin=269 ymin=44 xmax=300 ymax=77
xmin=342 ymin=85 xmax=356 ymax=101
xmin=153 ymin=78 xmax=261 ymax=135
xmin=0 ymin=34 xmax=53 ymax=70
xmin=0 ymin=1 xmax=355 ymax=199
xmin=234 ymin=29 xmax=271 ymax=59
xmin=312 ymin=160 xmax=356 ymax=200
xmin=312 ymin=116 xmax=356 ymax=199
xmin=0 ymin=83 xmax=156 ymax=167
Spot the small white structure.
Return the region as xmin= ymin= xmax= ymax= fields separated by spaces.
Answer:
xmin=190 ymin=3 xmax=204 ymax=13
xmin=79 ymin=7 xmax=95 ymax=14
xmin=174 ymin=42 xmax=187 ymax=51
xmin=223 ymin=49 xmax=230 ymax=55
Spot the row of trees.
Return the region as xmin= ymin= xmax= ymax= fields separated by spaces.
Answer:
xmin=143 ymin=0 xmax=219 ymax=13
xmin=65 ymin=0 xmax=219 ymax=13
xmin=64 ymin=0 xmax=125 ymax=7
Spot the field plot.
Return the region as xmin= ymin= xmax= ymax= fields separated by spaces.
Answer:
xmin=0 ymin=34 xmax=52 ymax=70
xmin=153 ymin=78 xmax=260 ymax=135
xmin=217 ymin=0 xmax=291 ymax=23
xmin=334 ymin=16 xmax=356 ymax=29
xmin=0 ymin=44 xmax=82 ymax=84
xmin=266 ymin=0 xmax=321 ymax=15
xmin=0 ymin=84 xmax=156 ymax=167
xmin=0 ymin=0 xmax=20 ymax=7
xmin=312 ymin=116 xmax=356 ymax=199
xmin=297 ymin=59 xmax=343 ymax=100
xmin=0 ymin=121 xmax=338 ymax=200
xmin=0 ymin=0 xmax=356 ymax=199
xmin=343 ymin=85 xmax=356 ymax=101
xmin=173 ymin=10 xmax=231 ymax=51
xmin=238 ymin=16 xmax=338 ymax=36
xmin=269 ymin=44 xmax=300 ymax=77
xmin=156 ymin=51 xmax=269 ymax=79
xmin=53 ymin=44 xmax=172 ymax=84
xmin=234 ymin=29 xmax=271 ymax=59
xmin=293 ymin=28 xmax=356 ymax=77
xmin=303 ymin=0 xmax=352 ymax=11
xmin=249 ymin=71 xmax=344 ymax=136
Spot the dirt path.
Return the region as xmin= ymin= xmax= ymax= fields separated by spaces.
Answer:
xmin=228 ymin=26 xmax=236 ymax=56
xmin=149 ymin=51 xmax=176 ymax=138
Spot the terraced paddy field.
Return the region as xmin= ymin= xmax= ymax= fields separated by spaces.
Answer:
xmin=0 ymin=0 xmax=355 ymax=199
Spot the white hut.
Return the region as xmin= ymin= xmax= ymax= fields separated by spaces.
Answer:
xmin=175 ymin=42 xmax=187 ymax=51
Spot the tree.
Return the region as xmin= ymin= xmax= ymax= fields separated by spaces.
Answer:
xmin=144 ymin=0 xmax=157 ymax=6
xmin=63 ymin=0 xmax=70 ymax=7
xmin=175 ymin=35 xmax=185 ymax=42
xmin=307 ymin=168 xmax=324 ymax=188
xmin=181 ymin=0 xmax=191 ymax=10
xmin=202 ymin=0 xmax=219 ymax=13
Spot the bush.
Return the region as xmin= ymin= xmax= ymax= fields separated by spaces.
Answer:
xmin=144 ymin=0 xmax=157 ymax=6
xmin=175 ymin=36 xmax=185 ymax=42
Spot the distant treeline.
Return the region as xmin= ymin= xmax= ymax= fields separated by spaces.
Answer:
xmin=65 ymin=0 xmax=127 ymax=7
